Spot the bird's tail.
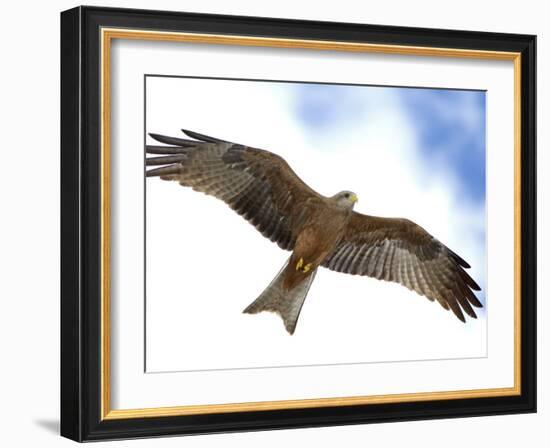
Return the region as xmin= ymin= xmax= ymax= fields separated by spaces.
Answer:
xmin=243 ymin=258 xmax=317 ymax=335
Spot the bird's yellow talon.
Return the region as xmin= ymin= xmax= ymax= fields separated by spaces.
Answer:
xmin=296 ymin=258 xmax=312 ymax=273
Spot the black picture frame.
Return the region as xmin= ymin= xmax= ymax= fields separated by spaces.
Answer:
xmin=61 ymin=5 xmax=536 ymax=442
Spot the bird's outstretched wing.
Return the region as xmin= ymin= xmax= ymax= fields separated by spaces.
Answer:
xmin=146 ymin=129 xmax=323 ymax=250
xmin=322 ymin=212 xmax=482 ymax=322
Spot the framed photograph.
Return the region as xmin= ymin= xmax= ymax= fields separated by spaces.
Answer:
xmin=60 ymin=6 xmax=536 ymax=442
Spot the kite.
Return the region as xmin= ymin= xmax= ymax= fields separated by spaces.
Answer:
xmin=146 ymin=129 xmax=482 ymax=334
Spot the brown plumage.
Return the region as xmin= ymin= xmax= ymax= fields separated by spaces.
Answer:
xmin=146 ymin=129 xmax=482 ymax=334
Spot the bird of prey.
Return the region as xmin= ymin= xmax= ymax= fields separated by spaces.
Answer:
xmin=146 ymin=129 xmax=482 ymax=334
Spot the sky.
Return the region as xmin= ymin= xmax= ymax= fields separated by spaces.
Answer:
xmin=145 ymin=76 xmax=487 ymax=373
xmin=293 ymin=83 xmax=486 ymax=202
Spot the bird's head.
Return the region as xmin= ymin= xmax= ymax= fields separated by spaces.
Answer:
xmin=332 ymin=190 xmax=358 ymax=209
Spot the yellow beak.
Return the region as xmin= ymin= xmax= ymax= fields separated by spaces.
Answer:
xmin=350 ymin=193 xmax=358 ymax=203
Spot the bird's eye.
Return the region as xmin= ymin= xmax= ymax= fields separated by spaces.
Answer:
xmin=344 ymin=193 xmax=349 ymax=198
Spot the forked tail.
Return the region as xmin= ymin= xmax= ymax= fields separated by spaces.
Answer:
xmin=243 ymin=258 xmax=317 ymax=335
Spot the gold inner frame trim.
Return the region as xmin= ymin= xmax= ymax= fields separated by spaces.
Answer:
xmin=100 ymin=27 xmax=522 ymax=420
